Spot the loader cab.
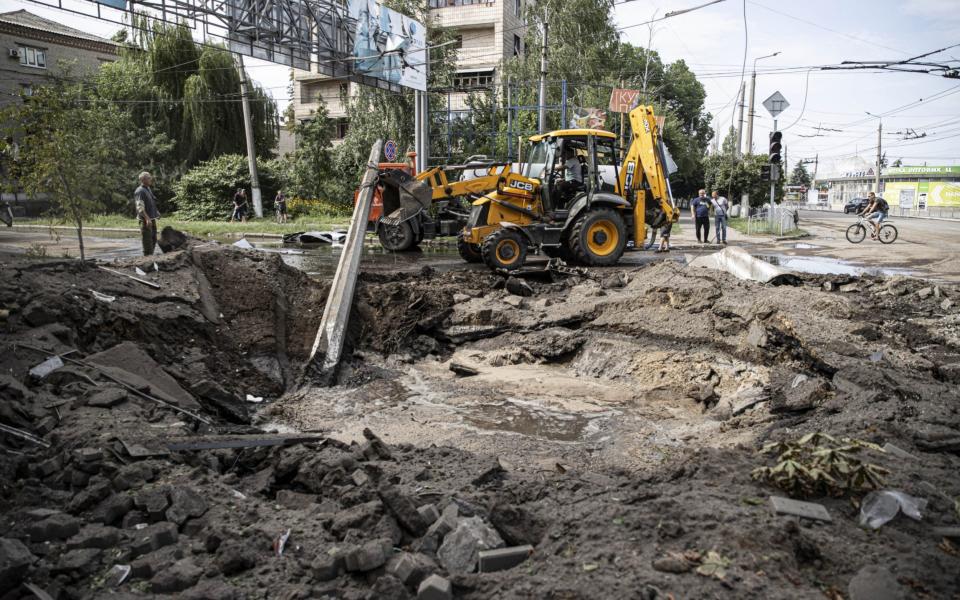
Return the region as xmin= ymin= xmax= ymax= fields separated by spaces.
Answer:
xmin=523 ymin=130 xmax=621 ymax=213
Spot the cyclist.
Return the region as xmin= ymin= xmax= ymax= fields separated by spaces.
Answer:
xmin=858 ymin=191 xmax=888 ymax=240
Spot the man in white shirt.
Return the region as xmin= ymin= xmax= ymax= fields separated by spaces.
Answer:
xmin=711 ymin=191 xmax=729 ymax=245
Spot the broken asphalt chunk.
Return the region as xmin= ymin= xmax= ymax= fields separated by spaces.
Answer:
xmin=449 ymin=362 xmax=479 ymax=377
xmin=437 ymin=515 xmax=504 ymax=574
xmin=379 ymin=485 xmax=429 ymax=536
xmin=0 ymin=538 xmax=36 ymax=594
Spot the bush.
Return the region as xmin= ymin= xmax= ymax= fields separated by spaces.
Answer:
xmin=173 ymin=154 xmax=288 ymax=220
xmin=286 ymin=197 xmax=353 ymax=220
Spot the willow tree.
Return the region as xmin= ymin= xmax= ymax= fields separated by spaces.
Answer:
xmin=97 ymin=19 xmax=277 ymax=173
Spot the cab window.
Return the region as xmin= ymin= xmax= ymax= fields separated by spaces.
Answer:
xmin=594 ymin=139 xmax=620 ymax=194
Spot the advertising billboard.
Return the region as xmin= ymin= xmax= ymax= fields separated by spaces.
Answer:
xmin=349 ymin=0 xmax=427 ymax=92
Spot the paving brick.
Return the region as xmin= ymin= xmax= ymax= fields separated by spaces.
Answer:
xmin=417 ymin=574 xmax=452 ymax=600
xmin=344 ymin=539 xmax=391 ymax=572
xmin=26 ymin=513 xmax=81 ymax=542
xmin=387 ymin=551 xmax=436 ymax=587
xmin=478 ymin=544 xmax=533 ymax=572
xmin=416 ymin=503 xmax=440 ymax=525
xmin=770 ymin=496 xmax=832 ymax=522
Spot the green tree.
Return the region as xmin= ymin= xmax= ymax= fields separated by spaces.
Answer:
xmin=790 ymin=162 xmax=812 ymax=187
xmin=96 ymin=20 xmax=277 ymax=175
xmin=287 ymin=105 xmax=336 ymax=199
xmin=2 ymin=80 xmax=135 ymax=260
xmin=703 ymin=152 xmax=783 ymax=208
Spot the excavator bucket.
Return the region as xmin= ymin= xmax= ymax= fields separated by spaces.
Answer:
xmin=378 ymin=169 xmax=433 ymax=228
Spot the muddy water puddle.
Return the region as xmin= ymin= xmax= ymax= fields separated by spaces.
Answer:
xmin=756 ymin=253 xmax=916 ymax=277
xmin=461 ymin=398 xmax=615 ymax=442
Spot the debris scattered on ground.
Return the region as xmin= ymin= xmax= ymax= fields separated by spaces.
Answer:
xmin=859 ymin=489 xmax=928 ymax=529
xmin=1 ymin=237 xmax=959 ymax=599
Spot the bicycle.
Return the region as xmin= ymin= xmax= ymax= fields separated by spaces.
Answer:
xmin=846 ymin=213 xmax=898 ymax=244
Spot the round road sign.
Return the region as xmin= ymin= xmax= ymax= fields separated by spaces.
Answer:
xmin=384 ymin=140 xmax=398 ymax=161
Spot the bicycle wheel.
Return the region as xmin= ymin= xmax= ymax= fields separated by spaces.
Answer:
xmin=879 ymin=224 xmax=898 ymax=244
xmin=845 ymin=223 xmax=866 ymax=243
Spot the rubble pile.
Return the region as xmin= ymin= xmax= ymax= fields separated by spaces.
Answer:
xmin=1 ymin=243 xmax=960 ymax=598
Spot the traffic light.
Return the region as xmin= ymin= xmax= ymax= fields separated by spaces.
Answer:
xmin=761 ymin=164 xmax=771 ymax=180
xmin=769 ymin=131 xmax=783 ymax=164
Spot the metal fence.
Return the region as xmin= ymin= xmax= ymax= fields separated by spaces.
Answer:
xmin=744 ymin=205 xmax=800 ymax=236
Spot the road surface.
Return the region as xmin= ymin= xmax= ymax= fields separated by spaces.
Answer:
xmin=2 ymin=212 xmax=959 ymax=281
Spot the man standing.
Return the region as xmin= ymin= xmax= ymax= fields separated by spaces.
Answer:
xmin=134 ymin=171 xmax=160 ymax=256
xmin=232 ymin=188 xmax=248 ymax=223
xmin=711 ymin=191 xmax=729 ymax=245
xmin=691 ymin=189 xmax=711 ymax=244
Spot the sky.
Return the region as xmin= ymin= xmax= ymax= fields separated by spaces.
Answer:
xmin=613 ymin=0 xmax=960 ymax=175
xmin=4 ymin=0 xmax=960 ymax=176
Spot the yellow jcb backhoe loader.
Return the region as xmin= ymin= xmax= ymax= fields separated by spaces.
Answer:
xmin=373 ymin=157 xmax=514 ymax=261
xmin=459 ymin=104 xmax=678 ymax=270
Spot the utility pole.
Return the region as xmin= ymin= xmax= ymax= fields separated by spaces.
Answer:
xmin=735 ymin=82 xmax=745 ymax=157
xmin=538 ymin=18 xmax=548 ymax=134
xmin=746 ymin=52 xmax=780 ymax=154
xmin=641 ymin=11 xmax=657 ymax=101
xmin=746 ymin=71 xmax=757 ymax=154
xmin=237 ymin=55 xmax=263 ymax=218
xmin=784 ymin=145 xmax=788 ymax=180
xmin=875 ymin=120 xmax=882 ymax=194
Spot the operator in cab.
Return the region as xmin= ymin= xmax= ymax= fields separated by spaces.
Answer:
xmin=554 ymin=145 xmax=584 ymax=203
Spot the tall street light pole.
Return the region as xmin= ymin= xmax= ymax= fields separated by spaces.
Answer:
xmin=745 ymin=51 xmax=780 ymax=154
xmin=866 ymin=111 xmax=883 ymax=194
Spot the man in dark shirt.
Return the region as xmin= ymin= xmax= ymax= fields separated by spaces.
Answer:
xmin=134 ymin=171 xmax=160 ymax=256
xmin=690 ymin=189 xmax=711 ymax=244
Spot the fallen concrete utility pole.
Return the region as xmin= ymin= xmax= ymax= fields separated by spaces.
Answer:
xmin=306 ymin=139 xmax=383 ymax=383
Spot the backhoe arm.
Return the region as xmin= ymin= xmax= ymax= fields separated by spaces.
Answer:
xmin=416 ymin=164 xmax=513 ymax=202
xmin=618 ymin=105 xmax=677 ymax=246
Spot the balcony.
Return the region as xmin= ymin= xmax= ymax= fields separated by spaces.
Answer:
xmin=454 ymin=46 xmax=499 ymax=70
xmin=431 ymin=0 xmax=499 ymax=28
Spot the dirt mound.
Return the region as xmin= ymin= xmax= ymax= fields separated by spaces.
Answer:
xmin=2 ymin=245 xmax=960 ymax=599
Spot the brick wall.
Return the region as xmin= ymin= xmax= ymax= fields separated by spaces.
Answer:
xmin=0 ymin=26 xmax=116 ymax=108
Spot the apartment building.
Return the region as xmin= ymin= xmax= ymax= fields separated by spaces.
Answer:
xmin=292 ymin=0 xmax=526 ymax=144
xmin=0 ymin=10 xmax=118 ymax=106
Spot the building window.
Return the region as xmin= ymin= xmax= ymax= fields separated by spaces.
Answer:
xmin=513 ymin=35 xmax=522 ymax=58
xmin=453 ymin=70 xmax=495 ymax=90
xmin=515 ymin=0 xmax=522 ymax=17
xmin=18 ymin=46 xmax=46 ymax=69
xmin=339 ymin=82 xmax=349 ymax=97
xmin=429 ymin=0 xmax=490 ymax=7
xmin=335 ymin=118 xmax=349 ymax=139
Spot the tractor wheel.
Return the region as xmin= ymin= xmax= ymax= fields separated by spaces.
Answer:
xmin=378 ymin=221 xmax=416 ymax=251
xmin=457 ymin=235 xmax=483 ymax=263
xmin=482 ymin=228 xmax=527 ymax=271
xmin=567 ymin=208 xmax=627 ymax=266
